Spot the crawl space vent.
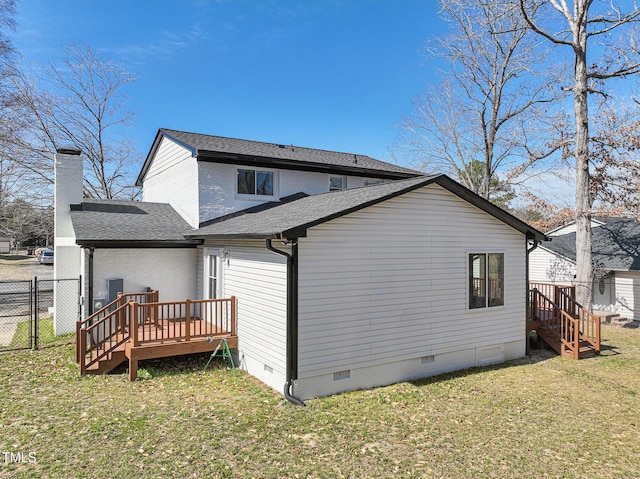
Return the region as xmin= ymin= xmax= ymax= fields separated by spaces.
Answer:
xmin=333 ymin=370 xmax=350 ymax=381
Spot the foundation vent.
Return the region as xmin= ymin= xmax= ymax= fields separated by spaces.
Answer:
xmin=421 ymin=355 xmax=435 ymax=364
xmin=333 ymin=370 xmax=350 ymax=381
xmin=264 ymin=365 xmax=273 ymax=374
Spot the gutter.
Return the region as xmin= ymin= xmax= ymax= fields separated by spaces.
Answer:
xmin=84 ymin=245 xmax=95 ymax=315
xmin=265 ymin=239 xmax=306 ymax=407
xmin=525 ymin=233 xmax=540 ymax=356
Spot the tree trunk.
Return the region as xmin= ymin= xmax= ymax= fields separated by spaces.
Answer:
xmin=573 ymin=5 xmax=593 ymax=308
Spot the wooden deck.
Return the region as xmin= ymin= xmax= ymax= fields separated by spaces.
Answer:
xmin=528 ymin=283 xmax=600 ymax=359
xmin=77 ymin=292 xmax=237 ymax=380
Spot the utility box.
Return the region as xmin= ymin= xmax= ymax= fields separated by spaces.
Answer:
xmin=107 ymin=278 xmax=124 ymax=303
xmin=93 ymin=298 xmax=107 ymax=312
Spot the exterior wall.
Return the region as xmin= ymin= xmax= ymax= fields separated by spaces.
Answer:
xmin=197 ymin=161 xmax=389 ymax=224
xmin=294 ymin=183 xmax=527 ymax=399
xmin=593 ymin=274 xmax=614 ymax=312
xmin=142 ymin=137 xmax=200 ymax=228
xmin=198 ymin=241 xmax=288 ymax=393
xmin=547 ymin=220 xmax=605 ymax=237
xmin=613 ymin=272 xmax=640 ymax=321
xmin=0 ymin=238 xmax=9 ymax=253
xmin=54 ymin=153 xmax=84 ymax=334
xmin=92 ymin=248 xmax=197 ymax=304
xmin=529 ymin=246 xmax=576 ymax=284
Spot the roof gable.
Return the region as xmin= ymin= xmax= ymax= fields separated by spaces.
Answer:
xmin=137 ymin=128 xmax=420 ymax=185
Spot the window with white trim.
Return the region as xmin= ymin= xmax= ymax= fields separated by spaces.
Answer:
xmin=237 ymin=168 xmax=274 ymax=196
xmin=469 ymin=253 xmax=504 ymax=309
xmin=329 ymin=176 xmax=346 ymax=191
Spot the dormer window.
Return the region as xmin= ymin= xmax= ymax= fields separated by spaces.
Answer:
xmin=238 ymin=169 xmax=274 ymax=196
xmin=329 ymin=176 xmax=346 ymax=191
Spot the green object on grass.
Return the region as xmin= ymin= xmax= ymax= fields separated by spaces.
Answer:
xmin=204 ymin=337 xmax=235 ymax=370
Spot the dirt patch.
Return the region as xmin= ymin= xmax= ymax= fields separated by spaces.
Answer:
xmin=0 ymin=255 xmax=54 ymax=281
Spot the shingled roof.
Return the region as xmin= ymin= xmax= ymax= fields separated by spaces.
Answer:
xmin=69 ymin=199 xmax=199 ymax=247
xmin=185 ymin=175 xmax=546 ymax=241
xmin=543 ymin=217 xmax=640 ymax=271
xmin=136 ymin=128 xmax=420 ymax=185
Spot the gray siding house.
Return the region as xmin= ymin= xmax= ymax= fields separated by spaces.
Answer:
xmin=56 ymin=129 xmax=545 ymax=401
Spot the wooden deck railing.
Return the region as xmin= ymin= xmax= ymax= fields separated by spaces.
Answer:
xmin=529 ymin=284 xmax=601 ymax=358
xmin=529 ymin=282 xmax=575 ymax=307
xmin=76 ymin=290 xmax=159 ymax=365
xmin=554 ymin=287 xmax=601 ymax=355
xmin=77 ymin=292 xmax=236 ymax=375
xmin=129 ymin=297 xmax=237 ymax=346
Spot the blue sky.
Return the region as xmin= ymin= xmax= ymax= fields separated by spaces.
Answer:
xmin=13 ymin=1 xmax=444 ymax=167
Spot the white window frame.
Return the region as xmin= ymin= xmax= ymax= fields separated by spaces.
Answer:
xmin=329 ymin=175 xmax=347 ymax=191
xmin=236 ymin=168 xmax=277 ymax=198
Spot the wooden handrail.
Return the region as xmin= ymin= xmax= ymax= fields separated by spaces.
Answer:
xmin=555 ymin=287 xmax=601 ymax=353
xmin=78 ymin=302 xmax=131 ymax=371
xmin=77 ymin=291 xmax=237 ymax=376
xmin=529 ymin=286 xmax=601 ymax=357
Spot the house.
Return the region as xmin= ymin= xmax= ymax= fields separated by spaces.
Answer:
xmin=55 ymin=129 xmax=546 ymax=401
xmin=530 ymin=217 xmax=640 ymax=322
xmin=0 ymin=238 xmax=10 ymax=254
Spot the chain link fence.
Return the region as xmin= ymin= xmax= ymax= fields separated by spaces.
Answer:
xmin=0 ymin=277 xmax=80 ymax=351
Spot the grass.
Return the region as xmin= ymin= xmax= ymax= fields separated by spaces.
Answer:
xmin=1 ymin=325 xmax=639 ymax=478
xmin=9 ymin=318 xmax=74 ymax=349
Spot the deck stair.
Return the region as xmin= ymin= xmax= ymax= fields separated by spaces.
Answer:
xmin=76 ymin=291 xmax=237 ymax=380
xmin=528 ymin=283 xmax=600 ymax=359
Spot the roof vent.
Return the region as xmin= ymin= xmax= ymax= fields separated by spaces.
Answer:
xmin=278 ymin=144 xmax=286 ymax=148
xmin=353 ymin=154 xmax=358 ymax=164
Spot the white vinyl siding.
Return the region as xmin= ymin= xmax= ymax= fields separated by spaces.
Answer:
xmin=297 ymin=183 xmax=526 ymax=379
xmin=198 ymin=241 xmax=288 ymax=386
xmin=529 ymin=247 xmax=576 ymax=284
xmin=613 ymin=272 xmax=640 ymax=321
xmin=142 ymin=137 xmax=199 ymax=227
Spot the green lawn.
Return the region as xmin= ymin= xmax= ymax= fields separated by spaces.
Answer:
xmin=9 ymin=318 xmax=72 ymax=349
xmin=1 ymin=324 xmax=639 ymax=478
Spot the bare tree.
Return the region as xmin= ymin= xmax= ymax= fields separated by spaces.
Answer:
xmin=0 ymin=0 xmax=16 ymax=81
xmin=13 ymin=44 xmax=140 ymax=200
xmin=396 ymin=0 xmax=555 ymax=203
xmin=519 ymin=0 xmax=640 ymax=307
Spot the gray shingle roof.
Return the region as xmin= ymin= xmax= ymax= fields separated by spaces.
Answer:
xmin=70 ymin=199 xmax=197 ymax=245
xmin=543 ymin=217 xmax=640 ymax=271
xmin=137 ymin=128 xmax=420 ymax=185
xmin=186 ymin=175 xmax=546 ymax=241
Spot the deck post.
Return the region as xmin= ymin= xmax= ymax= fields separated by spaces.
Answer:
xmin=76 ymin=321 xmax=81 ymax=363
xmin=79 ymin=327 xmax=86 ymax=375
xmin=130 ymin=301 xmax=138 ymax=348
xmin=129 ymin=352 xmax=138 ymax=381
xmin=185 ymin=299 xmax=191 ymax=341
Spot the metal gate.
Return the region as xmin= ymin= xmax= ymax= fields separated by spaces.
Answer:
xmin=0 ymin=277 xmax=81 ymax=351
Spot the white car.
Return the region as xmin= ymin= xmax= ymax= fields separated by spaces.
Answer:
xmin=38 ymin=249 xmax=54 ymax=265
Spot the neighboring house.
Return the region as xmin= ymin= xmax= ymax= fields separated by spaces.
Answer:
xmin=0 ymin=238 xmax=10 ymax=254
xmin=55 ymin=129 xmax=546 ymax=400
xmin=530 ymin=217 xmax=640 ymax=320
